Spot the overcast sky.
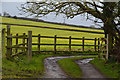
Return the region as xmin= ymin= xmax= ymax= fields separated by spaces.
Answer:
xmin=1 ymin=0 xmax=27 ymax=2
xmin=1 ymin=1 xmax=104 ymax=28
xmin=1 ymin=0 xmax=120 ymax=2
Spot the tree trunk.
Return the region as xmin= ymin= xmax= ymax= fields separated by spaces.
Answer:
xmin=103 ymin=21 xmax=114 ymax=59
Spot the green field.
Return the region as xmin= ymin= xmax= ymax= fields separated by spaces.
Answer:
xmin=1 ymin=17 xmax=119 ymax=79
xmin=1 ymin=17 xmax=104 ymax=53
xmin=2 ymin=17 xmax=104 ymax=32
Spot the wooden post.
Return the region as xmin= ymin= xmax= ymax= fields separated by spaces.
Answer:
xmin=6 ymin=25 xmax=12 ymax=59
xmin=27 ymin=38 xmax=28 ymax=47
xmin=2 ymin=28 xmax=6 ymax=58
xmin=94 ymin=38 xmax=97 ymax=52
xmin=106 ymin=36 xmax=109 ymax=60
xmin=98 ymin=38 xmax=100 ymax=53
xmin=54 ymin=35 xmax=57 ymax=54
xmin=26 ymin=38 xmax=28 ymax=54
xmin=23 ymin=33 xmax=26 ymax=53
xmin=69 ymin=36 xmax=71 ymax=52
xmin=15 ymin=33 xmax=18 ymax=53
xmin=27 ymin=31 xmax=32 ymax=60
xmin=10 ymin=34 xmax=12 ymax=51
xmin=38 ymin=34 xmax=40 ymax=53
xmin=82 ymin=37 xmax=85 ymax=52
xmin=98 ymin=38 xmax=100 ymax=58
xmin=106 ymin=34 xmax=112 ymax=60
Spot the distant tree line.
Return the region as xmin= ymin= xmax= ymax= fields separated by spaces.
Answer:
xmin=1 ymin=11 xmax=102 ymax=30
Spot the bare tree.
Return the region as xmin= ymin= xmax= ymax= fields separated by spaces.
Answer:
xmin=20 ymin=1 xmax=120 ymax=62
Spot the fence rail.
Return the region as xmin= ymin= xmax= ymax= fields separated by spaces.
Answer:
xmin=2 ymin=25 xmax=105 ymax=59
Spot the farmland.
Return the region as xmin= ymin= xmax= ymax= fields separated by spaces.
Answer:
xmin=1 ymin=17 xmax=104 ymax=52
xmin=0 ymin=17 xmax=109 ymax=78
xmin=1 ymin=1 xmax=120 ymax=78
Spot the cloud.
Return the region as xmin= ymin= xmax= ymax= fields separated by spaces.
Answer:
xmin=1 ymin=0 xmax=27 ymax=2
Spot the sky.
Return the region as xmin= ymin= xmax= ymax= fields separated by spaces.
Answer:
xmin=1 ymin=0 xmax=120 ymax=2
xmin=1 ymin=0 xmax=27 ymax=2
xmin=0 ymin=1 xmax=104 ymax=28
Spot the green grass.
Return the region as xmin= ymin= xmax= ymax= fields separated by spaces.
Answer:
xmin=57 ymin=55 xmax=97 ymax=78
xmin=2 ymin=54 xmax=52 ymax=78
xmin=2 ymin=53 xmax=97 ymax=78
xmin=1 ymin=17 xmax=104 ymax=38
xmin=2 ymin=52 xmax=98 ymax=78
xmin=1 ymin=17 xmax=103 ymax=78
xmin=0 ymin=17 xmax=2 ymax=78
xmin=1 ymin=17 xmax=104 ymax=32
xmin=1 ymin=17 xmax=104 ymax=55
xmin=90 ymin=58 xmax=120 ymax=78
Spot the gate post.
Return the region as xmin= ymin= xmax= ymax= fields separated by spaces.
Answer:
xmin=27 ymin=31 xmax=32 ymax=60
xmin=98 ymin=38 xmax=100 ymax=58
xmin=6 ymin=25 xmax=12 ymax=59
xmin=94 ymin=38 xmax=97 ymax=52
xmin=22 ymin=33 xmax=26 ymax=53
xmin=2 ymin=28 xmax=6 ymax=58
xmin=106 ymin=34 xmax=112 ymax=60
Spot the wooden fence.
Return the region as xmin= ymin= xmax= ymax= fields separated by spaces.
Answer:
xmin=2 ymin=25 xmax=105 ymax=59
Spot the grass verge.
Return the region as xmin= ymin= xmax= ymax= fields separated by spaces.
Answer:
xmin=57 ymin=55 xmax=97 ymax=78
xmin=90 ymin=58 xmax=120 ymax=78
xmin=2 ymin=52 xmax=97 ymax=78
xmin=2 ymin=54 xmax=52 ymax=78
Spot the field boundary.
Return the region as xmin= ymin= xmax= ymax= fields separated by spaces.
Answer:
xmin=0 ymin=23 xmax=104 ymax=34
xmin=2 ymin=16 xmax=103 ymax=30
xmin=2 ymin=25 xmax=104 ymax=59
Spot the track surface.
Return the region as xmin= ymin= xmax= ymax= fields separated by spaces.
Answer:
xmin=42 ymin=56 xmax=105 ymax=78
xmin=76 ymin=58 xmax=105 ymax=78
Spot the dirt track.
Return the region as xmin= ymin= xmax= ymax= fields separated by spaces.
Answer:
xmin=76 ymin=58 xmax=105 ymax=78
xmin=42 ymin=56 xmax=105 ymax=78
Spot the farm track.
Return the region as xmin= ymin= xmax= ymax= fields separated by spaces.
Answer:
xmin=43 ymin=56 xmax=105 ymax=78
xmin=1 ymin=23 xmax=104 ymax=34
xmin=75 ymin=58 xmax=105 ymax=78
xmin=42 ymin=56 xmax=83 ymax=78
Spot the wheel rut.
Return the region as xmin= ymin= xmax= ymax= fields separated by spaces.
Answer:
xmin=42 ymin=56 xmax=105 ymax=78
